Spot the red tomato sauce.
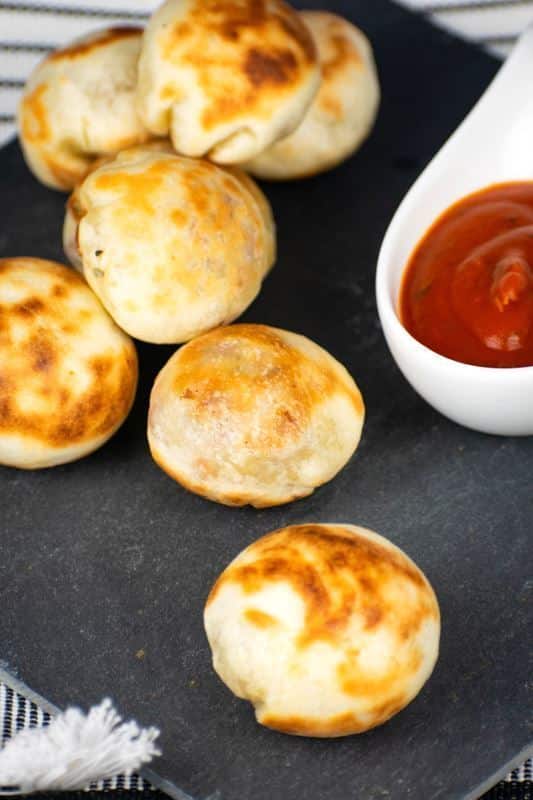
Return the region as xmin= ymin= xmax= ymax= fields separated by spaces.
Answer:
xmin=400 ymin=182 xmax=533 ymax=368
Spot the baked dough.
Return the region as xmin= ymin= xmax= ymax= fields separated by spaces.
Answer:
xmin=0 ymin=257 xmax=137 ymax=468
xmin=245 ymin=12 xmax=380 ymax=179
xmin=62 ymin=140 xmax=176 ymax=272
xmin=147 ymin=324 xmax=364 ymax=506
xmin=18 ymin=27 xmax=150 ymax=191
xmin=205 ymin=523 xmax=440 ymax=736
xmin=136 ymin=0 xmax=321 ymax=163
xmin=65 ymin=148 xmax=276 ymax=343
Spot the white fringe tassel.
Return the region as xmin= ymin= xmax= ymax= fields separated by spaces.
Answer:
xmin=0 ymin=698 xmax=160 ymax=795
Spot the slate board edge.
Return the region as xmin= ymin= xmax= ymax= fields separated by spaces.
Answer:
xmin=1 ymin=665 xmax=532 ymax=800
xmin=464 ymin=747 xmax=533 ymax=800
xmin=0 ymin=667 xmax=191 ymax=800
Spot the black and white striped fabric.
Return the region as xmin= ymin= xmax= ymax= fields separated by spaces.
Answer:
xmin=0 ymin=0 xmax=159 ymax=147
xmin=400 ymin=0 xmax=533 ymax=57
xmin=0 ymin=677 xmax=530 ymax=791
xmin=0 ymin=0 xmax=531 ymax=794
xmin=0 ymin=682 xmax=153 ymax=791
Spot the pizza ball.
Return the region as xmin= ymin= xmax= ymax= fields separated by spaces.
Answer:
xmin=205 ymin=523 xmax=440 ymax=736
xmin=18 ymin=27 xmax=150 ymax=191
xmin=65 ymin=148 xmax=276 ymax=343
xmin=0 ymin=258 xmax=138 ymax=469
xmin=245 ymin=12 xmax=380 ymax=180
xmin=136 ymin=0 xmax=321 ymax=163
xmin=62 ymin=139 xmax=176 ymax=272
xmin=147 ymin=324 xmax=364 ymax=507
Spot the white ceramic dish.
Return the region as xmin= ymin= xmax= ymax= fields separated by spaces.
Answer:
xmin=376 ymin=27 xmax=533 ymax=436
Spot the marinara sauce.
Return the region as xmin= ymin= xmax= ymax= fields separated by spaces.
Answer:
xmin=400 ymin=182 xmax=533 ymax=368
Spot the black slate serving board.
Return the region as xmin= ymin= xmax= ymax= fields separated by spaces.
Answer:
xmin=1 ymin=2 xmax=532 ymax=799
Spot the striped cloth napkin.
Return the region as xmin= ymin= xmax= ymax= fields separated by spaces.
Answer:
xmin=0 ymin=0 xmax=531 ymax=795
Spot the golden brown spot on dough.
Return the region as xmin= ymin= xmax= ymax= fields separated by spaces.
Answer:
xmin=244 ymin=608 xmax=279 ymax=629
xmin=47 ymin=27 xmax=142 ymax=62
xmin=62 ymin=263 xmax=87 ymax=286
xmin=0 ymin=258 xmax=137 ymax=450
xmin=20 ymin=84 xmax=50 ymax=144
xmin=201 ymin=98 xmax=242 ymax=130
xmin=178 ymin=0 xmax=267 ymax=43
xmin=244 ymin=47 xmax=297 ymax=87
xmin=195 ymin=457 xmax=217 ymax=479
xmin=322 ymin=34 xmax=361 ymax=80
xmin=173 ymin=21 xmax=192 ymax=39
xmin=93 ymin=159 xmax=170 ymax=216
xmin=27 ymin=336 xmax=57 ymax=373
xmin=220 ymin=492 xmax=246 ymax=505
xmin=207 ymin=524 xmax=436 ymax=663
xmin=260 ymin=710 xmax=365 ymax=737
xmin=337 ymin=646 xmax=423 ymax=699
xmin=275 ymin=407 xmax=300 ymax=437
xmin=60 ymin=357 xmax=127 ymax=442
xmin=160 ymin=83 xmax=182 ymax=102
xmin=187 ymin=183 xmax=210 ymax=216
xmin=220 ymin=0 xmax=267 ymax=34
xmin=44 ymin=155 xmax=89 ymax=191
xmin=67 ymin=191 xmax=84 ymax=224
xmin=90 ymin=354 xmax=113 ymax=378
xmin=278 ymin=12 xmax=317 ymax=63
xmin=319 ymin=93 xmax=343 ymax=119
xmin=363 ymin=605 xmax=383 ymax=630
xmin=221 ymin=175 xmax=240 ymax=194
xmin=171 ymin=325 xmax=362 ymax=450
xmin=52 ymin=284 xmax=68 ymax=299
xmin=160 ymin=0 xmax=317 ymax=130
xmin=358 ymin=575 xmax=374 ymax=592
xmin=171 ymin=208 xmax=187 ymax=227
xmin=400 ymin=617 xmax=422 ymax=642
xmin=0 ymin=359 xmax=133 ymax=447
xmin=83 ymin=159 xmax=267 ymax=335
xmin=176 ymin=164 xmax=254 ymax=255
xmin=14 ymin=298 xmax=45 ymax=317
xmin=110 ymin=133 xmax=151 ymax=153
xmin=150 ymin=436 xmax=304 ymax=508
xmin=369 ymin=693 xmax=409 ymax=727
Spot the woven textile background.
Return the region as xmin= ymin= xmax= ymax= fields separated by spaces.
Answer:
xmin=0 ymin=0 xmax=531 ymax=796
